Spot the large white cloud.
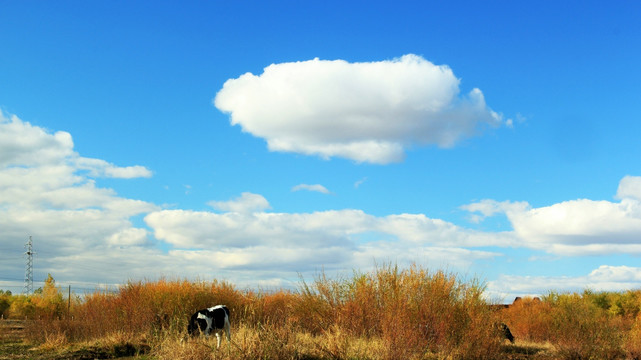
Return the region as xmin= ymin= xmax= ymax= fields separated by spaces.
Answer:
xmin=214 ymin=54 xmax=504 ymax=164
xmin=207 ymin=192 xmax=271 ymax=213
xmin=463 ymin=176 xmax=641 ymax=256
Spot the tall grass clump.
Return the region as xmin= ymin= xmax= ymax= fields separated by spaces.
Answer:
xmin=301 ymin=263 xmax=503 ymax=359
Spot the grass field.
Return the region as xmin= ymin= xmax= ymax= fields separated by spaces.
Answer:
xmin=0 ymin=318 xmax=554 ymax=359
xmin=2 ymin=264 xmax=641 ymax=359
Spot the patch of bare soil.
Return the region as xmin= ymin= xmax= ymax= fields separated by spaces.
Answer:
xmin=500 ymin=342 xmax=557 ymax=360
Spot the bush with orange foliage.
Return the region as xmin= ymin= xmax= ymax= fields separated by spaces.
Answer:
xmin=500 ymin=291 xmax=635 ymax=359
xmin=7 ymin=274 xmax=66 ymax=322
xmin=21 ymin=267 xmax=641 ymax=359
xmin=501 ymin=296 xmax=552 ymax=342
xmin=299 ymin=264 xmax=503 ymax=359
xmin=546 ymin=292 xmax=624 ymax=359
xmin=69 ymin=278 xmax=243 ymax=340
xmin=21 ymin=265 xmax=506 ymax=359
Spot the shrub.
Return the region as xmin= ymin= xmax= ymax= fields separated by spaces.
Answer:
xmin=0 ymin=292 xmax=11 ymax=318
xmin=8 ymin=295 xmax=36 ymax=319
xmin=545 ymin=292 xmax=624 ymax=360
xmin=502 ymin=296 xmax=553 ymax=342
xmin=585 ymin=289 xmax=641 ymax=319
xmin=299 ymin=263 xmax=502 ymax=359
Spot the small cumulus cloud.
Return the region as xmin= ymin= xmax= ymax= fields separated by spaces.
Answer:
xmin=461 ymin=199 xmax=530 ymax=219
xmin=616 ymin=175 xmax=641 ymax=201
xmin=207 ymin=192 xmax=271 ymax=213
xmin=214 ymin=54 xmax=504 ymax=164
xmin=107 ymin=228 xmax=151 ymax=247
xmin=504 ymin=113 xmax=527 ymax=129
xmin=291 ymin=184 xmax=331 ymax=194
xmin=75 ymin=157 xmax=152 ymax=179
xmin=505 ymin=118 xmax=514 ymax=128
xmin=354 ymin=177 xmax=367 ymax=188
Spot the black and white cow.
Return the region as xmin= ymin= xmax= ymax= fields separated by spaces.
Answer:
xmin=187 ymin=305 xmax=231 ymax=348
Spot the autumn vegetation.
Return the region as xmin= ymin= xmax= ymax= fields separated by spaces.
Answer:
xmin=2 ymin=265 xmax=641 ymax=359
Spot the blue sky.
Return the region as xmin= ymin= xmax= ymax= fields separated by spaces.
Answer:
xmin=1 ymin=1 xmax=640 ymax=300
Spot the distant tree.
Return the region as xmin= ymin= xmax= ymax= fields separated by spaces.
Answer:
xmin=8 ymin=295 xmax=35 ymax=319
xmin=31 ymin=273 xmax=65 ymax=318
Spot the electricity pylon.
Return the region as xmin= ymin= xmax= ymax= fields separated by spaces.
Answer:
xmin=23 ymin=236 xmax=34 ymax=295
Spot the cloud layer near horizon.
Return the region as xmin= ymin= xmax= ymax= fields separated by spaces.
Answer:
xmin=2 ymin=110 xmax=641 ymax=298
xmin=214 ymin=55 xmax=504 ymax=164
xmin=488 ymin=265 xmax=641 ymax=299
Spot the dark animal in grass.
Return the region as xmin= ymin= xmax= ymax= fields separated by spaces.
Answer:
xmin=187 ymin=305 xmax=231 ymax=348
xmin=501 ymin=322 xmax=515 ymax=343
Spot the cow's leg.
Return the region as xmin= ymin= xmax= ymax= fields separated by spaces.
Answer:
xmin=224 ymin=317 xmax=231 ymax=343
xmin=204 ymin=316 xmax=213 ymax=336
xmin=216 ymin=332 xmax=222 ymax=349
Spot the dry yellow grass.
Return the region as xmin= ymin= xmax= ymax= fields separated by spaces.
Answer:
xmin=7 ymin=265 xmax=641 ymax=359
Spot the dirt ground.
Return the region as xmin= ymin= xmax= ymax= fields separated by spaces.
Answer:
xmin=0 ymin=319 xmax=43 ymax=359
xmin=0 ymin=320 xmax=148 ymax=360
xmin=1 ymin=319 xmax=556 ymax=360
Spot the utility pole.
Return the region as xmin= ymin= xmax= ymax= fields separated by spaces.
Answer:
xmin=23 ymin=236 xmax=34 ymax=295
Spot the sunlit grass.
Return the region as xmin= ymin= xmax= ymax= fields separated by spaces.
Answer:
xmin=6 ymin=265 xmax=641 ymax=359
